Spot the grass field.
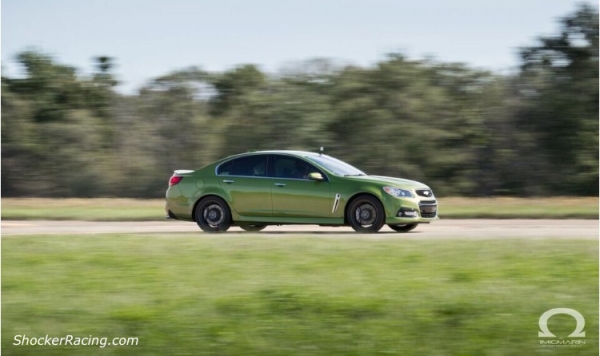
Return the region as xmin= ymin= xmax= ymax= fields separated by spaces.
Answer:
xmin=2 ymin=197 xmax=598 ymax=220
xmin=1 ymin=198 xmax=162 ymax=221
xmin=2 ymin=235 xmax=598 ymax=355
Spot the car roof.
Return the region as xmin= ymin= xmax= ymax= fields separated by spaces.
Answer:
xmin=227 ymin=150 xmax=323 ymax=159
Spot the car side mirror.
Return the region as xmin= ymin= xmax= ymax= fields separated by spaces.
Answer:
xmin=308 ymin=172 xmax=324 ymax=181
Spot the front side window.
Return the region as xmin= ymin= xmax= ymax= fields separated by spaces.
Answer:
xmin=272 ymin=156 xmax=322 ymax=180
xmin=217 ymin=155 xmax=267 ymax=177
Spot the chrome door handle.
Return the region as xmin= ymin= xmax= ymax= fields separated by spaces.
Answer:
xmin=223 ymin=179 xmax=235 ymax=184
xmin=274 ymin=182 xmax=286 ymax=187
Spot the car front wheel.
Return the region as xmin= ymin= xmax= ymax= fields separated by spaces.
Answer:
xmin=347 ymin=195 xmax=385 ymax=233
xmin=388 ymin=223 xmax=418 ymax=233
xmin=195 ymin=197 xmax=232 ymax=233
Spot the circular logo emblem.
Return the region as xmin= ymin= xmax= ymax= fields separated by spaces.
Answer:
xmin=538 ymin=308 xmax=585 ymax=338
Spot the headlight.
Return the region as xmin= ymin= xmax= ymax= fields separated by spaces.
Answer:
xmin=383 ymin=186 xmax=414 ymax=198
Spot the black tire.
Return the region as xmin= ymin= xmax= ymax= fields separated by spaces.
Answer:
xmin=239 ymin=224 xmax=267 ymax=232
xmin=388 ymin=223 xmax=419 ymax=233
xmin=195 ymin=196 xmax=232 ymax=233
xmin=347 ymin=195 xmax=385 ymax=233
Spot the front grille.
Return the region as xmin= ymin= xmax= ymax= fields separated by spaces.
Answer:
xmin=419 ymin=200 xmax=437 ymax=218
xmin=416 ymin=189 xmax=433 ymax=197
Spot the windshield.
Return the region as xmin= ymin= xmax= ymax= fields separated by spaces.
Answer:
xmin=306 ymin=155 xmax=366 ymax=176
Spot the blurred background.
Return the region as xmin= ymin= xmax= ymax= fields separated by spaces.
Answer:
xmin=2 ymin=1 xmax=598 ymax=198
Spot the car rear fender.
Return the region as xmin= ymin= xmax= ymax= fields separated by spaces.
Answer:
xmin=187 ymin=175 xmax=236 ymax=221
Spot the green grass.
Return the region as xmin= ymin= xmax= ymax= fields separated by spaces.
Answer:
xmin=2 ymin=197 xmax=598 ymax=221
xmin=2 ymin=235 xmax=598 ymax=355
xmin=439 ymin=197 xmax=599 ymax=219
xmin=1 ymin=198 xmax=162 ymax=221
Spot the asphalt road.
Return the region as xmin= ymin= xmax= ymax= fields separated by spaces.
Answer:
xmin=1 ymin=219 xmax=598 ymax=238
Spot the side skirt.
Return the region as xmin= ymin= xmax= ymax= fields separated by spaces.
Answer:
xmin=234 ymin=216 xmax=345 ymax=225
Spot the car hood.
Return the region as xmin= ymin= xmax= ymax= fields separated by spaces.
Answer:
xmin=346 ymin=175 xmax=430 ymax=190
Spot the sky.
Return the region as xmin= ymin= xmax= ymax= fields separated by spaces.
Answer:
xmin=2 ymin=0 xmax=596 ymax=94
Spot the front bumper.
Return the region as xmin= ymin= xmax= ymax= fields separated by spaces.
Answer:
xmin=382 ymin=195 xmax=439 ymax=224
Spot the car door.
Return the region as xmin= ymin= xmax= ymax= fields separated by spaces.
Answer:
xmin=269 ymin=155 xmax=330 ymax=218
xmin=217 ymin=154 xmax=272 ymax=217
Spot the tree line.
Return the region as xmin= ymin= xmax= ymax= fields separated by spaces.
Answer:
xmin=2 ymin=5 xmax=597 ymax=198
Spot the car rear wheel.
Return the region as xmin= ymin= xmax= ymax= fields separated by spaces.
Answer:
xmin=347 ymin=195 xmax=385 ymax=233
xmin=239 ymin=224 xmax=267 ymax=232
xmin=388 ymin=223 xmax=419 ymax=233
xmin=195 ymin=197 xmax=231 ymax=233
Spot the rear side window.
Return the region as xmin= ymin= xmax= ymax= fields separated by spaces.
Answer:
xmin=217 ymin=155 xmax=267 ymax=177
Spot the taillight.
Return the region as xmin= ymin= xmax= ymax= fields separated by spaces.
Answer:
xmin=169 ymin=176 xmax=183 ymax=186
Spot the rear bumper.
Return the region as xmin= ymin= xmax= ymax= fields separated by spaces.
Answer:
xmin=165 ymin=207 xmax=178 ymax=220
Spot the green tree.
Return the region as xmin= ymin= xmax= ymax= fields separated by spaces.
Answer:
xmin=209 ymin=64 xmax=266 ymax=116
xmin=518 ymin=4 xmax=598 ymax=195
xmin=2 ymin=52 xmax=118 ymax=196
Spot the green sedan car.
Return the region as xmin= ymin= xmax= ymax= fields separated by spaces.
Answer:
xmin=166 ymin=150 xmax=438 ymax=233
